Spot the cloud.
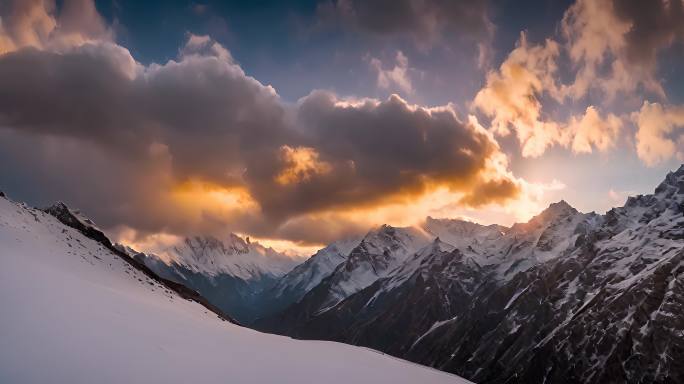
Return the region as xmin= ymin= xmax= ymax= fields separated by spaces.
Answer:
xmin=316 ymin=0 xmax=494 ymax=50
xmin=0 ymin=3 xmax=524 ymax=246
xmin=473 ymin=0 xmax=682 ymax=162
xmin=633 ymin=101 xmax=684 ymax=166
xmin=612 ymin=0 xmax=684 ymax=80
xmin=561 ymin=0 xmax=684 ymax=100
xmin=369 ymin=50 xmax=413 ymax=94
xmin=472 ymin=36 xmax=623 ymax=157
xmin=275 ymin=146 xmax=332 ymax=185
xmin=254 ymin=91 xmax=521 ymax=220
xmin=472 ymin=33 xmax=566 ymax=157
xmin=561 ymin=0 xmax=634 ymax=99
xmin=181 ymin=33 xmax=232 ymax=61
xmin=569 ymin=106 xmax=622 ymax=153
xmin=0 ymin=0 xmax=112 ymax=54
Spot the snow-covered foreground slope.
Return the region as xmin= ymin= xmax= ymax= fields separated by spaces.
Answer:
xmin=0 ymin=195 xmax=469 ymax=384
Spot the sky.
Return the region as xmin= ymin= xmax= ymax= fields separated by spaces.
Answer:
xmin=0 ymin=0 xmax=683 ymax=255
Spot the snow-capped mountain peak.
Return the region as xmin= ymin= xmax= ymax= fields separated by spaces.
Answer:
xmin=530 ymin=199 xmax=578 ymax=224
xmin=395 ymin=237 xmax=457 ymax=278
xmin=355 ymin=224 xmax=432 ymax=259
xmin=158 ymin=234 xmax=302 ymax=281
xmin=423 ymin=216 xmax=505 ymax=249
xmin=271 ymin=236 xmax=362 ymax=297
xmin=652 ymin=164 xmax=684 ymax=200
xmin=304 ymin=225 xmax=433 ymax=310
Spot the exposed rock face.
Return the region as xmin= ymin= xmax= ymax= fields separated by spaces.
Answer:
xmin=255 ymin=237 xmax=362 ymax=320
xmin=40 ymin=200 xmax=238 ymax=325
xmin=258 ymin=165 xmax=684 ymax=384
xmin=256 ymin=225 xmax=433 ymax=329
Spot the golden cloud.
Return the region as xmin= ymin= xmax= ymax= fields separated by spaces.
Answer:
xmin=633 ymin=101 xmax=684 ymax=166
xmin=275 ymin=146 xmax=332 ymax=185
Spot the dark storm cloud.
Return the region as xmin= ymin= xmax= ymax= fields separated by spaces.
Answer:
xmin=0 ymin=1 xmax=520 ymax=244
xmin=0 ymin=45 xmax=142 ymax=148
xmin=612 ymin=0 xmax=684 ymax=71
xmin=316 ymin=0 xmax=493 ymax=47
xmin=0 ymin=41 xmax=291 ymax=185
xmin=243 ymin=91 xmax=515 ymax=221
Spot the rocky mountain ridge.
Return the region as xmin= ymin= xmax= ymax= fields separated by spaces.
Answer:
xmin=255 ymin=165 xmax=684 ymax=384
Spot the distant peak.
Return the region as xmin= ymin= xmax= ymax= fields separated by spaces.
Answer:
xmin=667 ymin=164 xmax=684 ymax=180
xmin=553 ymin=199 xmax=571 ymax=207
xmin=186 ymin=235 xmax=220 ymax=245
xmin=47 ymin=201 xmax=70 ymax=212
xmin=423 ymin=216 xmax=486 ymax=232
xmin=661 ymin=164 xmax=684 ymax=184
xmin=425 ymin=216 xmax=471 ymax=225
xmin=675 ymin=164 xmax=684 ymax=175
xmin=532 ymin=200 xmax=578 ymax=223
xmin=366 ymin=224 xmax=396 ymax=238
xmin=184 ymin=233 xmax=251 ymax=254
xmin=422 ymin=237 xmax=455 ymax=254
xmin=547 ymin=200 xmax=575 ymax=212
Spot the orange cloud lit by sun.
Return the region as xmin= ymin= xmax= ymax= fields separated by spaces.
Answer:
xmin=276 ymin=145 xmax=332 ymax=185
xmin=170 ymin=180 xmax=259 ymax=215
xmin=112 ymin=176 xmax=564 ymax=257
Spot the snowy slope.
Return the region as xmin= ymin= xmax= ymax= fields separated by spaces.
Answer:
xmin=254 ymin=225 xmax=434 ymax=332
xmin=0 ymin=194 xmax=470 ymax=384
xmin=273 ymin=237 xmax=362 ymax=295
xmin=423 ymin=216 xmax=505 ymax=250
xmin=297 ymin=225 xmax=433 ymax=314
xmin=255 ymin=237 xmax=362 ymax=318
xmin=327 ymin=225 xmax=433 ymax=303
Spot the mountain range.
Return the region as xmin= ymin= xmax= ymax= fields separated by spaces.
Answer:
xmin=1 ymin=165 xmax=682 ymax=383
xmin=124 ymin=233 xmax=302 ymax=323
xmin=0 ymin=189 xmax=467 ymax=383
xmin=251 ymin=165 xmax=684 ymax=383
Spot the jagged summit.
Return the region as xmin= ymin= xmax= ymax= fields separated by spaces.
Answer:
xmin=365 ymin=223 xmax=426 ymax=241
xmin=423 ymin=216 xmax=506 ymax=248
xmin=507 ymin=199 xmax=581 ymax=234
xmin=43 ymin=201 xmax=111 ymax=246
xmin=154 ymin=233 xmax=301 ymax=281
xmin=44 ymin=201 xmax=99 ymax=229
xmin=354 ymin=224 xmax=432 ymax=261
xmin=654 ymin=163 xmax=684 ymax=195
xmin=181 ymin=234 xmax=250 ymax=256
xmin=422 ymin=236 xmax=455 ymax=255
xmin=540 ymin=199 xmax=577 ymax=218
xmin=424 ymin=216 xmax=503 ymax=232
